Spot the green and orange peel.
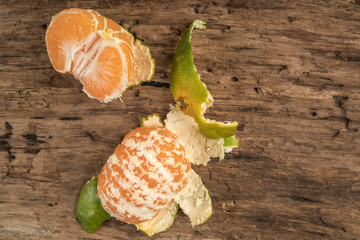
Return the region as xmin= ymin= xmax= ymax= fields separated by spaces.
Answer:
xmin=170 ymin=20 xmax=238 ymax=140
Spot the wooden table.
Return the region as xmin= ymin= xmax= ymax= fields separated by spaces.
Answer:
xmin=1 ymin=1 xmax=360 ymax=239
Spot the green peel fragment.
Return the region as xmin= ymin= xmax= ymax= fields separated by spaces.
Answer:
xmin=224 ymin=136 xmax=239 ymax=153
xmin=224 ymin=136 xmax=239 ymax=148
xmin=170 ymin=19 xmax=238 ymax=139
xmin=76 ymin=176 xmax=111 ymax=233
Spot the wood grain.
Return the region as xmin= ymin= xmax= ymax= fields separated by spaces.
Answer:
xmin=1 ymin=0 xmax=360 ymax=239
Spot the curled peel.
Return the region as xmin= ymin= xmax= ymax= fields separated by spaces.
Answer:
xmin=142 ymin=109 xmax=236 ymax=166
xmin=133 ymin=39 xmax=155 ymax=87
xmin=170 ymin=20 xmax=238 ymax=139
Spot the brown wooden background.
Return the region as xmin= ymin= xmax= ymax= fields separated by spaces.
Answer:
xmin=1 ymin=0 xmax=360 ymax=239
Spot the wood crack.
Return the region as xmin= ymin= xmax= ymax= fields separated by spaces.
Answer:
xmin=333 ymin=95 xmax=358 ymax=133
xmin=0 ymin=122 xmax=15 ymax=161
xmin=141 ymin=81 xmax=170 ymax=88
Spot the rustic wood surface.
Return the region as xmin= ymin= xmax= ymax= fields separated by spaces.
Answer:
xmin=1 ymin=0 xmax=360 ymax=239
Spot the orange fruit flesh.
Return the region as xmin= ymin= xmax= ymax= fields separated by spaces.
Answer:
xmin=86 ymin=11 xmax=136 ymax=85
xmin=71 ymin=34 xmax=126 ymax=100
xmin=98 ymin=126 xmax=190 ymax=224
xmin=87 ymin=9 xmax=106 ymax=31
xmin=45 ymin=8 xmax=151 ymax=102
xmin=46 ymin=8 xmax=97 ymax=72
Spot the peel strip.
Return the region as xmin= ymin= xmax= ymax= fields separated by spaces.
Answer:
xmin=170 ymin=19 xmax=238 ymax=139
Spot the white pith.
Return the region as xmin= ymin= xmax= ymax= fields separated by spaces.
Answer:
xmin=165 ymin=106 xmax=225 ymax=165
xmin=173 ymin=169 xmax=212 ymax=226
xmin=141 ymin=114 xmax=164 ymax=127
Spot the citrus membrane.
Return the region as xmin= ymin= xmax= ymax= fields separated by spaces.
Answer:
xmin=135 ymin=201 xmax=178 ymax=237
xmin=169 ymin=19 xmax=238 ymax=139
xmin=173 ymin=169 xmax=212 ymax=226
xmin=76 ymin=176 xmax=111 ymax=233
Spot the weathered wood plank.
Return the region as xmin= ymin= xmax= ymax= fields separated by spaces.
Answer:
xmin=1 ymin=0 xmax=360 ymax=239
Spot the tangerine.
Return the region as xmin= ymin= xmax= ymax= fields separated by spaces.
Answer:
xmin=45 ymin=8 xmax=154 ymax=102
xmin=97 ymin=126 xmax=190 ymax=224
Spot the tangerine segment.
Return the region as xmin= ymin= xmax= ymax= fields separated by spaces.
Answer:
xmin=87 ymin=9 xmax=106 ymax=31
xmin=72 ymin=33 xmax=127 ymax=101
xmin=46 ymin=8 xmax=97 ymax=72
xmin=98 ymin=126 xmax=190 ymax=224
xmin=46 ymin=8 xmax=154 ymax=102
xmin=87 ymin=11 xmax=136 ymax=84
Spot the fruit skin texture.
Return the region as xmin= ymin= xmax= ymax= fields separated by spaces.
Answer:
xmin=76 ymin=176 xmax=111 ymax=233
xmin=170 ymin=20 xmax=238 ymax=139
xmin=97 ymin=126 xmax=191 ymax=224
xmin=45 ymin=8 xmax=154 ymax=102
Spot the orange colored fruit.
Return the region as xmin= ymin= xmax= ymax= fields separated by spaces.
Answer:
xmin=45 ymin=8 xmax=154 ymax=102
xmin=97 ymin=126 xmax=191 ymax=224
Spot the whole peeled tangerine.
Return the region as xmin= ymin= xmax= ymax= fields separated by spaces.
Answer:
xmin=97 ymin=126 xmax=191 ymax=224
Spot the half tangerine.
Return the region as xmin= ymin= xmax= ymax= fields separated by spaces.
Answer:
xmin=45 ymin=8 xmax=154 ymax=102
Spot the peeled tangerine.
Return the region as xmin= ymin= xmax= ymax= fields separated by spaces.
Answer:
xmin=97 ymin=126 xmax=191 ymax=224
xmin=46 ymin=8 xmax=154 ymax=102
xmin=76 ymin=116 xmax=214 ymax=236
xmin=93 ymin=120 xmax=213 ymax=237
